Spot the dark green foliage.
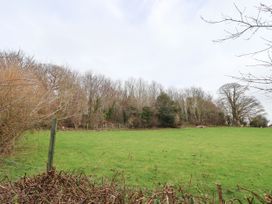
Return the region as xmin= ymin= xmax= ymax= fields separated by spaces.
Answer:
xmin=156 ymin=92 xmax=179 ymax=128
xmin=141 ymin=106 xmax=154 ymax=128
xmin=157 ymin=107 xmax=177 ymax=127
xmin=250 ymin=115 xmax=269 ymax=127
xmin=104 ymin=102 xmax=116 ymax=121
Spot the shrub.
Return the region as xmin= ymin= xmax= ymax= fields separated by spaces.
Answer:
xmin=156 ymin=93 xmax=179 ymax=127
xmin=0 ymin=53 xmax=40 ymax=153
xmin=250 ymin=115 xmax=269 ymax=128
xmin=141 ymin=106 xmax=154 ymax=128
xmin=0 ymin=52 xmax=53 ymax=154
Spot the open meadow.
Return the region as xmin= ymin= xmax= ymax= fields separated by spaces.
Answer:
xmin=1 ymin=127 xmax=271 ymax=197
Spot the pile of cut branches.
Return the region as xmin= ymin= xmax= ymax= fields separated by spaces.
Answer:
xmin=0 ymin=170 xmax=271 ymax=204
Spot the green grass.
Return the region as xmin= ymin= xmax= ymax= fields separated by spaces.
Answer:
xmin=1 ymin=128 xmax=272 ymax=197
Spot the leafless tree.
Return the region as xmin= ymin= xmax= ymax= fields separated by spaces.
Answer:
xmin=180 ymin=87 xmax=224 ymax=125
xmin=0 ymin=51 xmax=89 ymax=153
xmin=203 ymin=3 xmax=272 ymax=93
xmin=0 ymin=52 xmax=55 ymax=153
xmin=219 ymin=83 xmax=264 ymax=126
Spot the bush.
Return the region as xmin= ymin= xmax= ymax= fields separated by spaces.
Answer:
xmin=250 ymin=115 xmax=269 ymax=127
xmin=0 ymin=52 xmax=46 ymax=153
xmin=141 ymin=106 xmax=154 ymax=128
xmin=156 ymin=93 xmax=179 ymax=128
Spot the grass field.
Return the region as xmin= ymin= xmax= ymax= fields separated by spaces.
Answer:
xmin=0 ymin=128 xmax=271 ymax=197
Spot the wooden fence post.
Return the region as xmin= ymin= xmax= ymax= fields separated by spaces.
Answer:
xmin=217 ymin=184 xmax=224 ymax=204
xmin=47 ymin=117 xmax=57 ymax=172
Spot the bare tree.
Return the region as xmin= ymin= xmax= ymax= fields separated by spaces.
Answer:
xmin=0 ymin=52 xmax=54 ymax=153
xmin=179 ymin=87 xmax=224 ymax=125
xmin=219 ymin=83 xmax=264 ymax=126
xmin=0 ymin=51 xmax=88 ymax=153
xmin=203 ymin=3 xmax=272 ymax=93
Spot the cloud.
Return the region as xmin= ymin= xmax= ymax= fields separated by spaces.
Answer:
xmin=0 ymin=0 xmax=271 ymax=120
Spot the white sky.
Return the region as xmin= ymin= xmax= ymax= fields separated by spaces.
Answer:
xmin=0 ymin=0 xmax=271 ymax=121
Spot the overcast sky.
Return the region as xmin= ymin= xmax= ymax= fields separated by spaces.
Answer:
xmin=0 ymin=0 xmax=271 ymax=121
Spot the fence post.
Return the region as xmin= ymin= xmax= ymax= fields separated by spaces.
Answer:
xmin=47 ymin=117 xmax=57 ymax=172
xmin=217 ymin=184 xmax=223 ymax=204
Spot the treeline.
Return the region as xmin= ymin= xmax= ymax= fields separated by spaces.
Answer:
xmin=0 ymin=51 xmax=267 ymax=153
